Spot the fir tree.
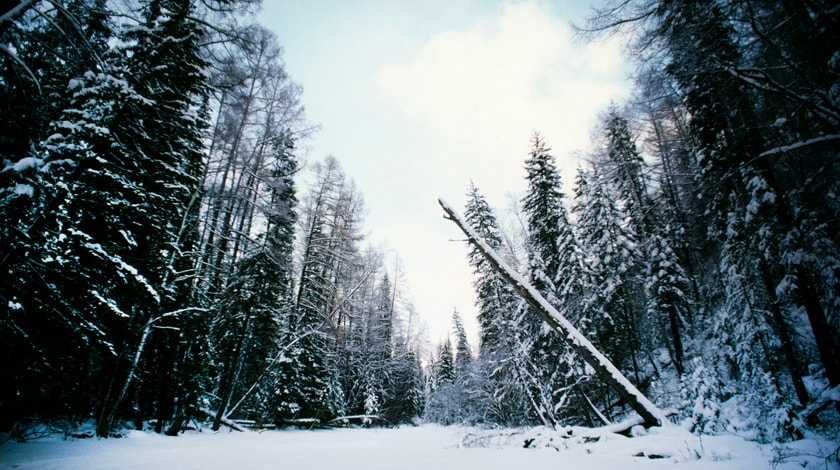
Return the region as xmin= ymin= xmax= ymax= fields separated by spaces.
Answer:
xmin=573 ymin=166 xmax=644 ymax=382
xmin=463 ymin=182 xmax=532 ymax=425
xmin=452 ymin=310 xmax=472 ymax=383
xmin=520 ymin=134 xmax=578 ymax=425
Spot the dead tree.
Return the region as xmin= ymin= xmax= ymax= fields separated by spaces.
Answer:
xmin=438 ymin=198 xmax=669 ymax=428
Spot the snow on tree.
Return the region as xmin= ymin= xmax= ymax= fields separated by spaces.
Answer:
xmin=572 ymin=165 xmax=645 ymax=384
xmin=580 ymin=0 xmax=840 ymax=434
xmin=0 ymin=1 xmax=430 ymax=437
xmin=452 ymin=309 xmax=472 ymax=384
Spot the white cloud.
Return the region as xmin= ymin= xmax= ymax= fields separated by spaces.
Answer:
xmin=377 ymin=1 xmax=628 ymax=183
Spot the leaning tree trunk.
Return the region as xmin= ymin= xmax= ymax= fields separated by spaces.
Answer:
xmin=438 ymin=198 xmax=669 ymax=427
xmin=96 ymin=325 xmax=152 ymax=437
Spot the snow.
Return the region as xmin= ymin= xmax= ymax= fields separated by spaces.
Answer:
xmin=90 ymin=291 xmax=129 ymax=318
xmin=4 ymin=156 xmax=43 ymax=173
xmin=1 ymin=424 xmax=832 ymax=469
xmin=13 ymin=184 xmax=33 ymax=197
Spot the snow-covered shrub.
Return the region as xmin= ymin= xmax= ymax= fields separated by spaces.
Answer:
xmin=680 ymin=358 xmax=726 ymax=435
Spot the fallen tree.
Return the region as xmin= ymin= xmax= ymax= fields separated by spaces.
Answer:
xmin=438 ymin=198 xmax=669 ymax=428
xmin=197 ymin=408 xmax=248 ymax=432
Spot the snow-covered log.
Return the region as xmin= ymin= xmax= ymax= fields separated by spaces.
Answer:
xmin=198 ymin=408 xmax=248 ymax=432
xmin=438 ymin=198 xmax=669 ymax=428
xmin=327 ymin=415 xmax=385 ymax=427
xmin=802 ymin=385 xmax=840 ymax=422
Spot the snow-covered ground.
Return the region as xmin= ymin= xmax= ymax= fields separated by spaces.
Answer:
xmin=0 ymin=424 xmax=836 ymax=469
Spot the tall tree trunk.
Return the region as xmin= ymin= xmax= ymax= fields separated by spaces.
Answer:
xmin=667 ymin=305 xmax=685 ymax=376
xmin=794 ymin=268 xmax=840 ymax=388
xmin=212 ymin=312 xmax=251 ymax=431
xmin=97 ymin=325 xmax=152 ymax=437
xmin=759 ymin=262 xmax=810 ymax=406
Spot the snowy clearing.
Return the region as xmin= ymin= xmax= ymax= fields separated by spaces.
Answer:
xmin=1 ymin=424 xmax=835 ymax=469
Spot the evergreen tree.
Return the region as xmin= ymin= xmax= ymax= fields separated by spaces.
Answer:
xmin=598 ymin=104 xmax=651 ymax=236
xmin=597 ymin=105 xmax=691 ymax=377
xmin=520 ymin=134 xmax=578 ymax=425
xmin=425 ymin=336 xmax=464 ymax=425
xmin=645 ymin=231 xmax=690 ymax=375
xmin=381 ymin=345 xmax=425 ymax=425
xmin=654 ymin=0 xmax=837 ymax=398
xmin=94 ymin=0 xmax=213 ymax=437
xmin=0 ymin=0 xmax=116 ymax=431
xmin=521 ymin=133 xmax=563 ymax=301
xmin=452 ymin=310 xmax=472 ymax=383
xmin=464 ymin=183 xmax=518 ymax=357
xmin=0 ymin=0 xmax=214 ymax=437
xmin=463 ymin=182 xmax=532 ymax=425
xmin=573 ymin=166 xmax=644 ymax=384
xmin=433 ymin=336 xmax=455 ymax=389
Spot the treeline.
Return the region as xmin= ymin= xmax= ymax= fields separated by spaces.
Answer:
xmin=424 ymin=0 xmax=839 ymax=442
xmin=0 ymin=1 xmax=423 ymax=438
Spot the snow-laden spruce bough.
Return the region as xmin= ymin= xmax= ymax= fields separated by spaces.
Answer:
xmin=438 ymin=197 xmax=670 ymax=429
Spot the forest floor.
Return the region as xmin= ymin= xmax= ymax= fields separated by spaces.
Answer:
xmin=0 ymin=422 xmax=837 ymax=469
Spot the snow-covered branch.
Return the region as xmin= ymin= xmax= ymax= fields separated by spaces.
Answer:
xmin=758 ymin=134 xmax=840 ymax=158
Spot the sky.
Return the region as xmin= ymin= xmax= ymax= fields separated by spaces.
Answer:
xmin=259 ymin=0 xmax=632 ymax=348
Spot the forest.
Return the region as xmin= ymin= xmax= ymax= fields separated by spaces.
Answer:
xmin=0 ymin=0 xmax=838 ymax=453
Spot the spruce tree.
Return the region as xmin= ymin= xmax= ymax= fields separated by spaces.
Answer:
xmin=381 ymin=345 xmax=425 ymax=425
xmin=0 ymin=0 xmax=115 ymax=430
xmin=95 ymin=0 xmax=212 ymax=436
xmin=573 ymin=166 xmax=644 ymax=383
xmin=452 ymin=310 xmax=472 ymax=383
xmin=520 ymin=134 xmax=577 ymax=425
xmin=463 ymin=182 xmax=531 ymax=425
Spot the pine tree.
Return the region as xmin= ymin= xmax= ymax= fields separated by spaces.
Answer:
xmin=0 ymin=0 xmax=117 ymax=430
xmin=521 ymin=133 xmax=563 ymax=301
xmin=452 ymin=310 xmax=472 ymax=383
xmin=464 ymin=183 xmax=518 ymax=357
xmin=433 ymin=336 xmax=455 ymax=388
xmin=598 ymin=104 xmax=651 ymax=236
xmin=645 ymin=231 xmax=690 ymax=375
xmin=92 ymin=0 xmax=212 ymax=436
xmin=597 ymin=105 xmax=692 ymax=377
xmin=582 ymin=0 xmax=840 ymax=428
xmin=425 ymin=336 xmax=463 ymax=425
xmin=381 ymin=344 xmax=425 ymax=425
